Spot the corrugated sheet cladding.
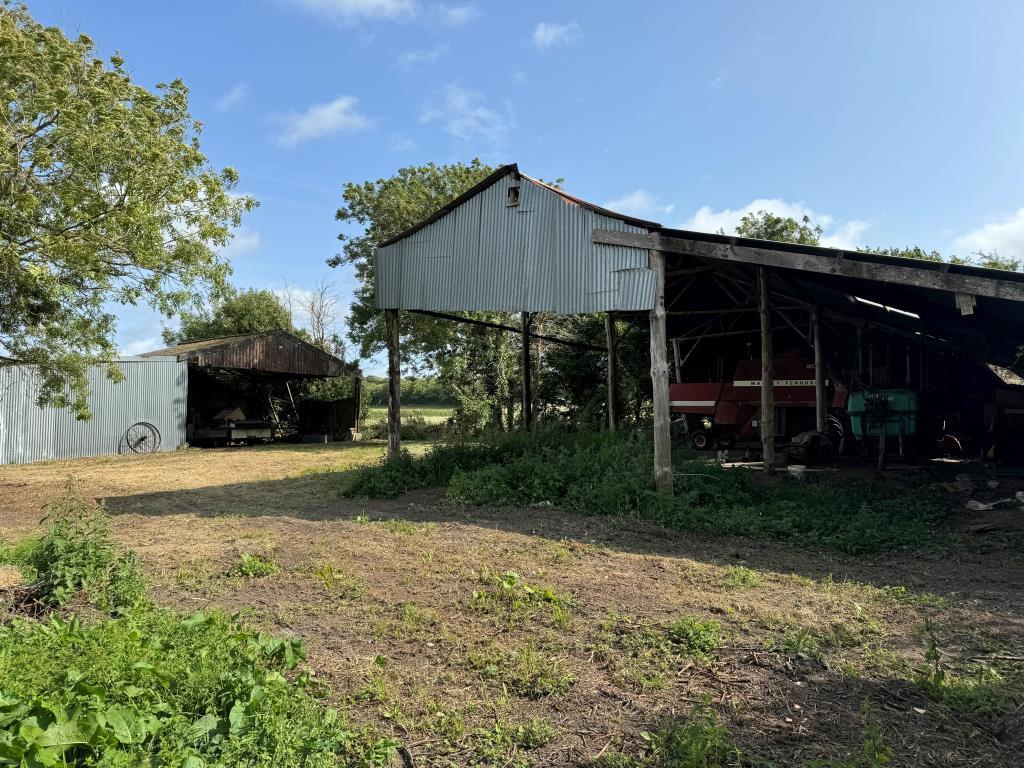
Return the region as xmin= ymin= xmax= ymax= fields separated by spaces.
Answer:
xmin=0 ymin=358 xmax=186 ymax=465
xmin=376 ymin=175 xmax=656 ymax=313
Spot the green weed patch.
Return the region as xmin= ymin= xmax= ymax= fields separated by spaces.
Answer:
xmin=590 ymin=613 xmax=722 ymax=692
xmin=915 ymin=620 xmax=1019 ymax=716
xmin=591 ymin=701 xmax=736 ymax=767
xmin=0 ymin=482 xmax=394 ymax=767
xmin=471 ymin=570 xmax=572 ymax=629
xmin=343 ymin=429 xmax=949 ymax=554
xmin=467 ymin=642 xmax=575 ymax=698
xmin=0 ymin=609 xmax=393 ymax=766
xmin=225 ymin=553 xmax=280 ymax=579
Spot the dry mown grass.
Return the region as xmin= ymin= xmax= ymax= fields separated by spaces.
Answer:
xmin=2 ymin=443 xmax=1023 ymax=766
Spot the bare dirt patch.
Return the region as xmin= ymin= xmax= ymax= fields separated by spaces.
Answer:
xmin=2 ymin=445 xmax=1023 ymax=766
xmin=0 ymin=442 xmax=393 ymax=538
xmin=0 ymin=565 xmax=22 ymax=590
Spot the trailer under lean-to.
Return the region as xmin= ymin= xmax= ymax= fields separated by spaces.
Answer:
xmin=669 ymin=353 xmax=849 ymax=449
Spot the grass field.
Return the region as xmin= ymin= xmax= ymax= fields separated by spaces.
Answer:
xmin=366 ymin=404 xmax=453 ymax=425
xmin=2 ymin=442 xmax=1023 ymax=766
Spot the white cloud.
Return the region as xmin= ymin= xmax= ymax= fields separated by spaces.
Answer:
xmin=951 ymin=207 xmax=1024 ymax=258
xmin=603 ymin=190 xmax=674 ymax=221
xmin=220 ymin=228 xmax=262 ymax=258
xmin=215 ymin=81 xmax=248 ymax=111
xmin=432 ymin=3 xmax=477 ymax=26
xmin=532 ymin=21 xmax=581 ymax=49
xmin=820 ymin=220 xmax=869 ymax=250
xmin=392 ymin=135 xmax=416 ymax=151
xmin=287 ymin=0 xmax=416 ymax=24
xmin=275 ymin=96 xmax=371 ymax=147
xmin=397 ymin=43 xmax=449 ymax=70
xmin=421 ymin=84 xmax=512 ymax=144
xmin=679 ymin=198 xmax=868 ymax=250
xmin=119 ymin=335 xmax=163 ymax=356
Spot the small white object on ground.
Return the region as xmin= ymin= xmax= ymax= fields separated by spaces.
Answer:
xmin=965 ymin=498 xmax=1015 ymax=511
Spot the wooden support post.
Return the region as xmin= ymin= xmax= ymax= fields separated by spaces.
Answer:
xmin=605 ymin=312 xmax=619 ymax=431
xmin=521 ymin=312 xmax=532 ymax=431
xmin=649 ymin=250 xmax=673 ymax=494
xmin=812 ymin=307 xmax=826 ymax=434
xmin=671 ymin=339 xmax=682 ymax=383
xmin=856 ymin=325 xmax=864 ymax=378
xmin=758 ymin=268 xmax=775 ymax=474
xmin=353 ymin=375 xmax=362 ymax=433
xmin=385 ymin=308 xmax=401 ymax=460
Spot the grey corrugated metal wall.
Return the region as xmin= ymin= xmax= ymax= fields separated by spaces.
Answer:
xmin=0 ymin=358 xmax=187 ymax=465
xmin=376 ymin=175 xmax=656 ymax=313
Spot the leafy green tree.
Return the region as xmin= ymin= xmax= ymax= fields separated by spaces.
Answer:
xmin=0 ymin=3 xmax=255 ymax=417
xmin=860 ymin=246 xmax=1021 ymax=270
xmin=363 ymin=375 xmax=454 ymax=406
xmin=974 ymin=251 xmax=1021 ymax=272
xmin=734 ymin=211 xmax=822 ymax=245
xmin=165 ymin=288 xmax=293 ymax=344
xmin=862 ymin=245 xmax=944 ymax=262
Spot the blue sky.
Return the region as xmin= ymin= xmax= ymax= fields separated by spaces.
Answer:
xmin=29 ymin=0 xmax=1024 ymax=374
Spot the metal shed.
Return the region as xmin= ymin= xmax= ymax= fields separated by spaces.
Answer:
xmin=0 ymin=357 xmax=187 ymax=465
xmin=375 ymin=163 xmax=1024 ymax=490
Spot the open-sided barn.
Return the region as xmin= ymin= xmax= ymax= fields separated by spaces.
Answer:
xmin=375 ymin=164 xmax=1024 ymax=489
xmin=140 ymin=330 xmax=361 ymax=445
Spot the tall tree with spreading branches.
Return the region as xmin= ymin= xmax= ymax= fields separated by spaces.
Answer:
xmin=0 ymin=2 xmax=255 ymax=417
xmin=733 ymin=211 xmax=823 ymax=245
xmin=164 ymin=288 xmax=293 ymax=345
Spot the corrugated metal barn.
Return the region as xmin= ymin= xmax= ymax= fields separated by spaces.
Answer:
xmin=0 ymin=357 xmax=187 ymax=465
xmin=375 ymin=163 xmax=1024 ymax=490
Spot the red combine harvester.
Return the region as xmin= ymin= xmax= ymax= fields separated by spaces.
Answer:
xmin=669 ymin=352 xmax=847 ymax=450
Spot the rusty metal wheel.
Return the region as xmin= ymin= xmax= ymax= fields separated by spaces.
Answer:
xmin=125 ymin=422 xmax=160 ymax=454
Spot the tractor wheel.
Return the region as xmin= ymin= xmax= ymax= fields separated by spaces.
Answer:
xmin=691 ymin=430 xmax=714 ymax=451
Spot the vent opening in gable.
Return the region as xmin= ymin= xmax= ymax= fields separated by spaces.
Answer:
xmin=506 ymin=182 xmax=520 ymax=207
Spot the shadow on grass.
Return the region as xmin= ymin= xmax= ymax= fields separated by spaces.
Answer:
xmin=99 ymin=464 xmax=1024 ymax=609
xmin=94 ymin=464 xmax=1024 ymax=767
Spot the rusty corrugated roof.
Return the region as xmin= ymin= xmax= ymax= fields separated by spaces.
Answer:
xmin=140 ymin=331 xmax=354 ymax=378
